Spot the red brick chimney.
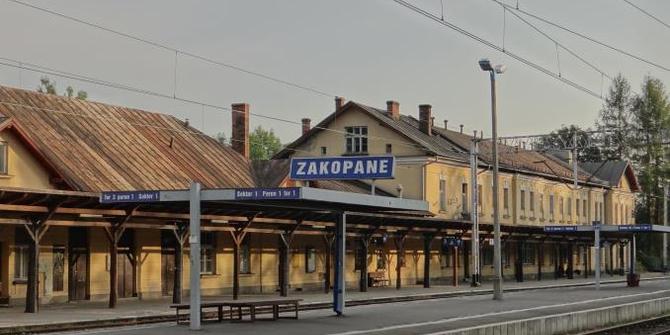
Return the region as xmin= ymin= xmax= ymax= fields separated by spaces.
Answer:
xmin=335 ymin=96 xmax=345 ymax=111
xmin=419 ymin=104 xmax=432 ymax=136
xmin=301 ymin=118 xmax=311 ymax=135
xmin=231 ymin=103 xmax=250 ymax=158
xmin=387 ymin=100 xmax=400 ymax=120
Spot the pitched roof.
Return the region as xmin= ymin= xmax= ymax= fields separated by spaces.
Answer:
xmin=0 ymin=85 xmax=256 ymax=192
xmin=580 ymin=161 xmax=640 ymax=191
xmin=276 ymin=101 xmax=607 ymax=186
xmin=274 ymin=101 xmax=467 ymax=160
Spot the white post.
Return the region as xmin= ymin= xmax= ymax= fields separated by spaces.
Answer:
xmin=593 ymin=222 xmax=600 ymax=290
xmin=664 ymin=184 xmax=668 ymax=272
xmin=470 ymin=135 xmax=480 ymax=286
xmin=189 ymin=182 xmax=202 ymax=330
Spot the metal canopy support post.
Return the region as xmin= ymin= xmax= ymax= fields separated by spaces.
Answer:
xmin=324 ymin=233 xmax=335 ymax=294
xmin=470 ymin=136 xmax=480 ymax=286
xmin=171 ymin=223 xmax=188 ymax=304
xmin=594 ymin=224 xmax=601 ymax=290
xmin=333 ymin=212 xmax=346 ymax=316
xmin=423 ymin=234 xmax=433 ymax=288
xmin=189 ymin=182 xmax=202 ymax=331
xmin=359 ymin=237 xmax=369 ymax=292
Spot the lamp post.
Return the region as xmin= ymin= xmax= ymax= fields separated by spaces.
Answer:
xmin=479 ymin=59 xmax=506 ymax=300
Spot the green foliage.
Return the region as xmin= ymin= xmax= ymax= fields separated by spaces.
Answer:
xmin=597 ymin=74 xmax=633 ymax=161
xmin=37 ymin=77 xmax=87 ymax=100
xmin=249 ymin=126 xmax=282 ymax=161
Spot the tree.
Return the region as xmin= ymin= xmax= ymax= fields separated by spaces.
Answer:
xmin=597 ymin=74 xmax=633 ymax=161
xmin=249 ymin=126 xmax=282 ymax=160
xmin=37 ymin=77 xmax=87 ymax=100
xmin=537 ymin=125 xmax=602 ymax=162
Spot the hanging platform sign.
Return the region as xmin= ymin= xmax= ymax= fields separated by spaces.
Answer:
xmin=289 ymin=156 xmax=395 ymax=180
xmin=618 ymin=224 xmax=652 ymax=232
xmin=233 ymin=187 xmax=301 ymax=200
xmin=544 ymin=225 xmax=578 ymax=233
xmin=100 ymin=190 xmax=161 ymax=203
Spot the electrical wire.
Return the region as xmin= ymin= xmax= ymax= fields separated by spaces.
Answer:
xmin=622 ymin=0 xmax=670 ymax=31
xmin=5 ymin=0 xmax=336 ymax=98
xmin=391 ymin=0 xmax=604 ymax=100
xmin=492 ymin=0 xmax=670 ymax=72
xmin=0 ymin=56 xmax=433 ymax=153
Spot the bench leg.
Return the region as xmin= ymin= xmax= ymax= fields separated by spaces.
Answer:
xmin=250 ymin=306 xmax=256 ymax=322
xmin=238 ymin=306 xmax=242 ymax=321
xmin=218 ymin=306 xmax=223 ymax=322
xmin=295 ymin=303 xmax=299 ymax=319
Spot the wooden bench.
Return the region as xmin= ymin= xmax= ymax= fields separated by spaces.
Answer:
xmin=170 ymin=298 xmax=302 ymax=324
xmin=368 ymin=271 xmax=390 ymax=287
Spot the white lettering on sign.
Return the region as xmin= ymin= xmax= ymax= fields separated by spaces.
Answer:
xmin=290 ymin=156 xmax=395 ymax=180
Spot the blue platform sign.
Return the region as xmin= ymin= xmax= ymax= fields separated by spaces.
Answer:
xmin=289 ymin=156 xmax=395 ymax=180
xmin=544 ymin=226 xmax=578 ymax=233
xmin=443 ymin=237 xmax=463 ymax=248
xmin=618 ymin=224 xmax=652 ymax=232
xmin=233 ymin=187 xmax=301 ymax=200
xmin=100 ymin=190 xmax=160 ymax=203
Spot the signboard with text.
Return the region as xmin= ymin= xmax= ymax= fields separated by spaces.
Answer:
xmin=544 ymin=226 xmax=578 ymax=233
xmin=289 ymin=156 xmax=395 ymax=180
xmin=233 ymin=187 xmax=301 ymax=200
xmin=100 ymin=190 xmax=161 ymax=203
xmin=618 ymin=224 xmax=652 ymax=232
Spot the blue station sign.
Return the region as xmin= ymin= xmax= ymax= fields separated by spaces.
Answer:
xmin=618 ymin=224 xmax=652 ymax=232
xmin=544 ymin=226 xmax=578 ymax=233
xmin=443 ymin=237 xmax=463 ymax=248
xmin=100 ymin=190 xmax=161 ymax=203
xmin=233 ymin=187 xmax=301 ymax=200
xmin=289 ymin=156 xmax=395 ymax=180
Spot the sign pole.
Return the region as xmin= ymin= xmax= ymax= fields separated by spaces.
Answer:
xmin=333 ymin=211 xmax=346 ymax=315
xmin=189 ymin=182 xmax=202 ymax=330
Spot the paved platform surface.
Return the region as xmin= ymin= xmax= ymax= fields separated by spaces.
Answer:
xmin=0 ymin=273 xmax=665 ymax=334
xmin=48 ymin=277 xmax=670 ymax=335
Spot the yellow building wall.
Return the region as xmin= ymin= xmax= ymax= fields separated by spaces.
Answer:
xmin=0 ymin=131 xmax=56 ymax=189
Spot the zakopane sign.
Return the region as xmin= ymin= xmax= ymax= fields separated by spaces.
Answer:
xmin=289 ymin=156 xmax=395 ymax=180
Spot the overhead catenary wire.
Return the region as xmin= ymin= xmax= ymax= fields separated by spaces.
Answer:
xmin=622 ymin=0 xmax=670 ymax=31
xmin=5 ymin=0 xmax=336 ymax=98
xmin=391 ymin=0 xmax=604 ymax=100
xmin=0 ymin=56 xmax=433 ymax=153
xmin=492 ymin=0 xmax=670 ymax=72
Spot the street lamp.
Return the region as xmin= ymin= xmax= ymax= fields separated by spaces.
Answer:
xmin=479 ymin=58 xmax=505 ymax=301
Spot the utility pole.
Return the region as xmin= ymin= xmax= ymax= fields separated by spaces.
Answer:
xmin=470 ymin=132 xmax=480 ymax=286
xmin=479 ymin=58 xmax=506 ymax=300
xmin=664 ymin=184 xmax=668 ymax=273
xmin=189 ymin=182 xmax=202 ymax=331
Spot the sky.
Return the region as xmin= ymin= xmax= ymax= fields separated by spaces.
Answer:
xmin=0 ymin=0 xmax=668 ymax=143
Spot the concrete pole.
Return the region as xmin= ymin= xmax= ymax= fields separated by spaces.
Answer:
xmin=470 ymin=135 xmax=480 ymax=286
xmin=594 ymin=224 xmax=601 ymax=291
xmin=189 ymin=182 xmax=202 ymax=331
xmin=333 ymin=212 xmax=346 ymax=315
xmin=664 ymin=184 xmax=668 ymax=272
xmin=490 ymin=71 xmax=503 ymax=300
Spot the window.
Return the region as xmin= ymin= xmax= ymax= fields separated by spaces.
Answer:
xmin=521 ymin=244 xmax=536 ymax=264
xmin=439 ymin=179 xmax=447 ymax=212
xmin=305 ymin=247 xmax=316 ymax=273
xmin=200 ymin=232 xmax=216 ymax=274
xmin=539 ymin=194 xmax=544 ymax=218
xmin=461 ymin=183 xmax=468 ymax=213
xmin=53 ymin=246 xmax=65 ymax=292
xmin=345 ymin=126 xmax=368 ymax=154
xmin=385 ymin=144 xmax=392 ymax=154
xmin=0 ymin=142 xmax=7 ymax=174
xmin=482 ymin=246 xmax=493 ymax=266
xmin=503 ymin=187 xmax=509 ymax=212
xmin=376 ymin=250 xmax=386 ymax=270
xmin=240 ymin=237 xmax=251 ymax=274
xmin=320 ymin=146 xmax=327 ymax=156
xmin=440 ymin=245 xmax=452 ymax=268
xmin=520 ymin=190 xmax=526 ymax=211
xmin=14 ymin=245 xmax=29 ymax=280
xmin=529 ymin=191 xmax=535 ymax=212
xmin=583 ymin=199 xmax=587 ymax=218
xmin=567 ymin=197 xmax=572 ymax=217
xmin=615 ymin=203 xmax=619 ymax=224
xmin=549 ymin=195 xmax=555 ymax=220
xmin=559 ymin=197 xmax=564 ymax=219
xmin=477 ymin=184 xmax=483 ymax=208
xmin=576 ymin=198 xmax=580 ymax=218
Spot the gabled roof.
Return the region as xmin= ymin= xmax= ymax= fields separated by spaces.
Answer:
xmin=580 ymin=161 xmax=640 ymax=192
xmin=0 ymin=85 xmax=256 ymax=192
xmin=276 ymin=100 xmax=608 ymax=186
xmin=274 ymin=101 xmax=467 ymax=160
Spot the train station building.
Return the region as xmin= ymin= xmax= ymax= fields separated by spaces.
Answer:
xmin=0 ymin=85 xmax=640 ymax=312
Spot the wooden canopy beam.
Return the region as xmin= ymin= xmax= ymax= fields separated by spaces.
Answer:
xmin=104 ymin=207 xmax=136 ymax=309
xmin=230 ymin=214 xmax=259 ymax=300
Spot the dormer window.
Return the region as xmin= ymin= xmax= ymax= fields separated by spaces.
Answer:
xmin=0 ymin=141 xmax=7 ymax=175
xmin=345 ymin=126 xmax=368 ymax=154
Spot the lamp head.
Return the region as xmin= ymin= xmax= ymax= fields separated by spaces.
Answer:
xmin=478 ymin=58 xmax=493 ymax=71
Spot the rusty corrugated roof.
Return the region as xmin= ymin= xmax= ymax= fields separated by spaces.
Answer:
xmin=0 ymin=85 xmax=256 ymax=192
